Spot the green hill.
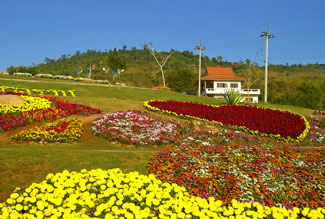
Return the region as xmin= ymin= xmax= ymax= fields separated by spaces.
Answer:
xmin=5 ymin=47 xmax=325 ymax=110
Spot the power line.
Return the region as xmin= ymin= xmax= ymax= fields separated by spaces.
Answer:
xmin=256 ymin=55 xmax=325 ymax=62
xmin=252 ymin=38 xmax=264 ymax=64
xmin=207 ymin=36 xmax=260 ymax=49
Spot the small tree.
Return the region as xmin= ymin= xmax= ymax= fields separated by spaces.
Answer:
xmin=244 ymin=59 xmax=260 ymax=103
xmin=106 ymin=54 xmax=126 ymax=81
xmin=166 ymin=68 xmax=196 ymax=93
xmin=143 ymin=42 xmax=174 ymax=87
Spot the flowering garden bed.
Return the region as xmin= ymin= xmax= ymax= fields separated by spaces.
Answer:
xmin=148 ymin=143 xmax=325 ymax=209
xmin=92 ymin=110 xmax=222 ymax=146
xmin=145 ymin=100 xmax=310 ymax=142
xmin=306 ymin=116 xmax=325 ymax=144
xmin=1 ymin=168 xmax=324 ymax=219
xmin=11 ymin=118 xmax=83 ymax=143
xmin=93 ymin=110 xmax=323 ymax=147
xmin=1 ymin=93 xmax=324 ymax=218
xmin=0 ymin=86 xmax=76 ymax=97
xmin=0 ymin=92 xmax=100 ymax=132
xmin=92 ymin=111 xmax=180 ymax=145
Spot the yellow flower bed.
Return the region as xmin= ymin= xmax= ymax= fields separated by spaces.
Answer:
xmin=0 ymin=95 xmax=52 ymax=115
xmin=0 ymin=86 xmax=76 ymax=97
xmin=11 ymin=118 xmax=83 ymax=143
xmin=0 ymin=169 xmax=323 ymax=219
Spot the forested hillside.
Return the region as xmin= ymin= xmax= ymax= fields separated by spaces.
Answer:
xmin=6 ymin=47 xmax=325 ymax=110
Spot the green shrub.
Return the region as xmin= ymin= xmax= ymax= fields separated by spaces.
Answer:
xmin=223 ymin=89 xmax=244 ymax=105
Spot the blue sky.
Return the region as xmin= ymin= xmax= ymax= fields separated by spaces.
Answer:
xmin=1 ymin=0 xmax=324 ymax=71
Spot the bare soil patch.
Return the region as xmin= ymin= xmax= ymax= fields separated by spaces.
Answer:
xmin=0 ymin=95 xmax=25 ymax=105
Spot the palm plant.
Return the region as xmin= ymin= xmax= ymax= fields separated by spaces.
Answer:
xmin=223 ymin=89 xmax=244 ymax=105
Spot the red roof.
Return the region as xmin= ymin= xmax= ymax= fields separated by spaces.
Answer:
xmin=201 ymin=67 xmax=245 ymax=81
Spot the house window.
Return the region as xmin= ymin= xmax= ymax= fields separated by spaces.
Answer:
xmin=230 ymin=83 xmax=238 ymax=88
xmin=217 ymin=83 xmax=227 ymax=88
xmin=245 ymin=97 xmax=253 ymax=103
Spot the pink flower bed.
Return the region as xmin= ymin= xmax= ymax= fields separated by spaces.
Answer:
xmin=92 ymin=111 xmax=181 ymax=145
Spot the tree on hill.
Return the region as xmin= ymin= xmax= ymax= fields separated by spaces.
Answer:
xmin=166 ymin=68 xmax=196 ymax=93
xmin=106 ymin=54 xmax=126 ymax=81
xmin=6 ymin=65 xmax=38 ymax=75
xmin=143 ymin=42 xmax=175 ymax=87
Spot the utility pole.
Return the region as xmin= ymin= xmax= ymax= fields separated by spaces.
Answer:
xmin=260 ymin=24 xmax=274 ymax=102
xmin=195 ymin=39 xmax=206 ymax=96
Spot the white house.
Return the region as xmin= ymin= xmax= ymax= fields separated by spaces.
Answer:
xmin=201 ymin=67 xmax=260 ymax=103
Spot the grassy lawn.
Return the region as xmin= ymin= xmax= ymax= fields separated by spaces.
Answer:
xmin=0 ymin=144 xmax=156 ymax=202
xmin=0 ymin=77 xmax=319 ymax=202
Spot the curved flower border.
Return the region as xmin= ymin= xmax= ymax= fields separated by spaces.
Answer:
xmin=144 ymin=100 xmax=310 ymax=143
xmin=0 ymin=86 xmax=76 ymax=97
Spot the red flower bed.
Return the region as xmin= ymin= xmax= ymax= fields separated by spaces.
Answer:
xmin=42 ymin=95 xmax=101 ymax=115
xmin=0 ymin=92 xmax=100 ymax=132
xmin=145 ymin=100 xmax=309 ymax=141
xmin=45 ymin=122 xmax=69 ymax=133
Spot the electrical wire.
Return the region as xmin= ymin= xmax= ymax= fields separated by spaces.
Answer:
xmin=252 ymin=38 xmax=264 ymax=64
xmin=207 ymin=36 xmax=260 ymax=49
xmin=256 ymin=55 xmax=325 ymax=62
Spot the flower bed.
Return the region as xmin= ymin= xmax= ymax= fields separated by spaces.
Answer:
xmin=145 ymin=100 xmax=310 ymax=142
xmin=1 ymin=169 xmax=323 ymax=219
xmin=0 ymin=86 xmax=76 ymax=97
xmin=0 ymin=95 xmax=52 ymax=115
xmin=92 ymin=111 xmax=181 ymax=145
xmin=306 ymin=116 xmax=325 ymax=144
xmin=92 ymin=110 xmax=224 ymax=146
xmin=11 ymin=118 xmax=83 ymax=143
xmin=0 ymin=92 xmax=100 ymax=132
xmin=148 ymin=143 xmax=325 ymax=209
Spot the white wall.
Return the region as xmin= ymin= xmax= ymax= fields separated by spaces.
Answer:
xmin=213 ymin=81 xmax=241 ymax=90
xmin=207 ymin=81 xmax=260 ymax=103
